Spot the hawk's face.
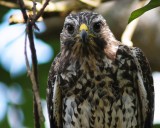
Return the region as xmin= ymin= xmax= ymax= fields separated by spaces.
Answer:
xmin=60 ymin=12 xmax=117 ymax=61
xmin=61 ymin=12 xmax=112 ymax=53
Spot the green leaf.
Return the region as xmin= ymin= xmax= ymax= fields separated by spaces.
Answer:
xmin=128 ymin=0 xmax=160 ymax=23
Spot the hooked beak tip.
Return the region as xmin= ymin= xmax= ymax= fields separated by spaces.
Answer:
xmin=80 ymin=30 xmax=88 ymax=43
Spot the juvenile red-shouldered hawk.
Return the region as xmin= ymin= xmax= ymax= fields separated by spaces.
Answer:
xmin=47 ymin=12 xmax=154 ymax=128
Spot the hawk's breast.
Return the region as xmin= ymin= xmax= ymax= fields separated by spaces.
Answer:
xmin=59 ymin=47 xmax=141 ymax=128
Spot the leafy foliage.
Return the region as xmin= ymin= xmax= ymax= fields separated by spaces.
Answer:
xmin=128 ymin=0 xmax=160 ymax=23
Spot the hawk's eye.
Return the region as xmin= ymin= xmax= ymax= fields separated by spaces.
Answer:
xmin=65 ymin=24 xmax=74 ymax=34
xmin=93 ymin=21 xmax=102 ymax=33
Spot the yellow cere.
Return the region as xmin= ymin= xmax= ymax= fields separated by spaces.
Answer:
xmin=79 ymin=23 xmax=88 ymax=31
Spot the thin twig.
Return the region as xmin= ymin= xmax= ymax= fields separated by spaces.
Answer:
xmin=27 ymin=22 xmax=40 ymax=128
xmin=32 ymin=0 xmax=50 ymax=23
xmin=27 ymin=21 xmax=45 ymax=126
xmin=31 ymin=0 xmax=40 ymax=31
xmin=25 ymin=23 xmax=44 ymax=128
xmin=18 ymin=0 xmax=45 ymax=127
xmin=32 ymin=0 xmax=37 ymax=19
xmin=24 ymin=28 xmax=31 ymax=75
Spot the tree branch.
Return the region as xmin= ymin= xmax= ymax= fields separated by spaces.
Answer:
xmin=0 ymin=1 xmax=18 ymax=8
xmin=17 ymin=0 xmax=28 ymax=23
xmin=32 ymin=0 xmax=50 ymax=23
xmin=17 ymin=0 xmax=51 ymax=127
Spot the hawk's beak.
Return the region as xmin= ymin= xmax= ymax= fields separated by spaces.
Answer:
xmin=79 ymin=23 xmax=88 ymax=43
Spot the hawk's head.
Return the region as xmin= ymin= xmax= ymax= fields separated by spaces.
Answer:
xmin=60 ymin=12 xmax=119 ymax=59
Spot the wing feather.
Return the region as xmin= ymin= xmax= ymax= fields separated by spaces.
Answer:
xmin=47 ymin=53 xmax=62 ymax=128
xmin=131 ymin=47 xmax=154 ymax=128
xmin=117 ymin=45 xmax=154 ymax=127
